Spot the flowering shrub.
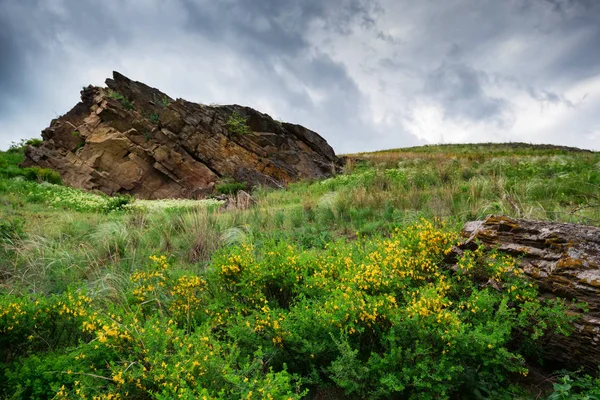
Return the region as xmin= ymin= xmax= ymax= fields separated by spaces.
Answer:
xmin=0 ymin=178 xmax=225 ymax=214
xmin=0 ymin=179 xmax=130 ymax=212
xmin=123 ymin=198 xmax=224 ymax=212
xmin=0 ymin=221 xmax=577 ymax=398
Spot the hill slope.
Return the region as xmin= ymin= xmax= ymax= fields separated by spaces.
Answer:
xmin=1 ymin=142 xmax=599 ymax=399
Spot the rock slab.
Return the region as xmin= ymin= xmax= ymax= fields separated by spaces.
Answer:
xmin=452 ymin=215 xmax=600 ymax=370
xmin=23 ymin=72 xmax=338 ymax=199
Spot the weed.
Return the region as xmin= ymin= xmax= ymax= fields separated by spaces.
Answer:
xmin=227 ymin=111 xmax=251 ymax=135
xmin=547 ymin=371 xmax=600 ymax=399
xmin=215 ymin=178 xmax=247 ymax=195
xmin=108 ymin=90 xmax=134 ymax=110
xmin=25 ymin=138 xmax=43 ymax=147
xmin=148 ymin=112 xmax=160 ymax=124
xmin=0 ymin=217 xmax=25 ymax=242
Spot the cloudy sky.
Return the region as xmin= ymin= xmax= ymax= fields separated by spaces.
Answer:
xmin=1 ymin=0 xmax=599 ymax=153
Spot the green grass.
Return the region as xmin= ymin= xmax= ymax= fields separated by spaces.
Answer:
xmin=216 ymin=178 xmax=247 ymax=195
xmin=108 ymin=89 xmax=134 ymax=110
xmin=0 ymin=143 xmax=599 ymax=399
xmin=0 ymin=144 xmax=61 ymax=184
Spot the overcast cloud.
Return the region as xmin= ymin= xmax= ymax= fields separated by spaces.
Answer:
xmin=1 ymin=0 xmax=599 ymax=153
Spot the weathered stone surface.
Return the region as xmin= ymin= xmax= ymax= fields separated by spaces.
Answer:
xmin=450 ymin=215 xmax=600 ymax=370
xmin=23 ymin=71 xmax=339 ymax=199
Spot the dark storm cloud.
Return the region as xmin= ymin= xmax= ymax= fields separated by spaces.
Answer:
xmin=0 ymin=2 xmax=34 ymax=118
xmin=179 ymin=0 xmax=379 ymax=53
xmin=177 ymin=0 xmax=384 ymax=150
xmin=0 ymin=0 xmax=130 ymax=116
xmin=177 ymin=0 xmax=379 ymax=109
xmin=0 ymin=37 xmax=22 ymax=118
xmin=535 ymin=0 xmax=599 ymax=14
xmin=516 ymin=0 xmax=600 ymax=82
xmin=0 ymin=0 xmax=386 ymax=151
xmin=1 ymin=0 xmax=600 ymax=151
xmin=0 ymin=15 xmax=22 ymax=91
xmin=423 ymin=63 xmax=509 ymax=122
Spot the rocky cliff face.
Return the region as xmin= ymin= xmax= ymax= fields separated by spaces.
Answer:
xmin=23 ymin=72 xmax=338 ymax=199
xmin=449 ymin=215 xmax=600 ymax=371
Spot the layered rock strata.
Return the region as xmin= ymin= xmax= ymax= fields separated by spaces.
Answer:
xmin=449 ymin=215 xmax=600 ymax=370
xmin=24 ymin=72 xmax=338 ymax=199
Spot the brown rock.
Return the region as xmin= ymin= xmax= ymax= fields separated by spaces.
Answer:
xmin=23 ymin=71 xmax=339 ymax=199
xmin=450 ymin=215 xmax=600 ymax=370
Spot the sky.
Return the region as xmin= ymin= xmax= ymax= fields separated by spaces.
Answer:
xmin=1 ymin=0 xmax=599 ymax=153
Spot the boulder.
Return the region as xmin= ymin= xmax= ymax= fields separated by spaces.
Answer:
xmin=450 ymin=215 xmax=600 ymax=370
xmin=23 ymin=72 xmax=339 ymax=199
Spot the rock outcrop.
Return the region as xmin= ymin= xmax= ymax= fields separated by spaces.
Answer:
xmin=449 ymin=215 xmax=600 ymax=370
xmin=23 ymin=72 xmax=339 ymax=199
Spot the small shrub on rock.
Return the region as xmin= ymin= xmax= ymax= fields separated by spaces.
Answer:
xmin=226 ymin=111 xmax=251 ymax=135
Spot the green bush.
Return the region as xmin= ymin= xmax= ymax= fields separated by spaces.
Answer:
xmin=547 ymin=371 xmax=600 ymax=399
xmin=103 ymin=194 xmax=133 ymax=213
xmin=226 ymin=111 xmax=251 ymax=135
xmin=0 ymin=220 xmax=581 ymax=398
xmin=108 ymin=90 xmax=134 ymax=110
xmin=25 ymin=138 xmax=43 ymax=147
xmin=215 ymin=178 xmax=247 ymax=195
xmin=201 ymin=221 xmax=574 ymax=398
xmin=35 ymin=168 xmax=62 ymax=184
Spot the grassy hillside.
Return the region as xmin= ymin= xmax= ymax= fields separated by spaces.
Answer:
xmin=1 ymin=142 xmax=599 ymax=399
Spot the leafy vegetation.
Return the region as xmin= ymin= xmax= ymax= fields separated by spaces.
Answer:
xmin=153 ymin=93 xmax=171 ymax=108
xmin=24 ymin=138 xmax=43 ymax=147
xmin=123 ymin=198 xmax=225 ymax=212
xmin=0 ymin=179 xmax=133 ymax=213
xmin=108 ymin=89 xmax=134 ymax=110
xmin=215 ymin=177 xmax=247 ymax=195
xmin=227 ymin=111 xmax=251 ymax=135
xmin=148 ymin=112 xmax=160 ymax=124
xmin=0 ymin=223 xmax=576 ymax=399
xmin=0 ymin=141 xmax=61 ymax=184
xmin=0 ymin=142 xmax=598 ymax=399
xmin=547 ymin=371 xmax=600 ymax=400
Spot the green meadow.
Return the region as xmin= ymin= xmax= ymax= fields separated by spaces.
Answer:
xmin=1 ymin=142 xmax=599 ymax=399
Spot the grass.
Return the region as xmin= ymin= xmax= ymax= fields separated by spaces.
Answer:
xmin=0 ymin=142 xmax=599 ymax=399
xmin=108 ymin=89 xmax=134 ymax=111
xmin=0 ymin=144 xmax=61 ymax=184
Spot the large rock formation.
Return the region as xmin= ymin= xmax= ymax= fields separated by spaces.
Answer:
xmin=449 ymin=215 xmax=600 ymax=371
xmin=23 ymin=72 xmax=339 ymax=199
